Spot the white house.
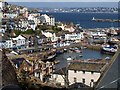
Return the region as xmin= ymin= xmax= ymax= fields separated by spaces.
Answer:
xmin=41 ymin=14 xmax=55 ymax=26
xmin=64 ymin=26 xmax=75 ymax=32
xmin=5 ymin=39 xmax=13 ymax=49
xmin=64 ymin=32 xmax=84 ymax=41
xmin=41 ymin=31 xmax=53 ymax=38
xmin=52 ymin=61 xmax=107 ymax=87
xmin=28 ymin=20 xmax=36 ymax=30
xmin=12 ymin=35 xmax=26 ymax=49
xmin=0 ymin=1 xmax=4 ymax=10
xmin=90 ymin=31 xmax=106 ymax=37
xmin=28 ymin=14 xmax=40 ymax=27
xmin=19 ymin=19 xmax=29 ymax=31
xmin=0 ymin=28 xmax=6 ymax=33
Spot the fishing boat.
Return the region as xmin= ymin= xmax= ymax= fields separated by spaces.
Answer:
xmin=79 ymin=54 xmax=83 ymax=57
xmin=73 ymin=47 xmax=82 ymax=53
xmin=64 ymin=48 xmax=67 ymax=52
xmin=56 ymin=50 xmax=64 ymax=55
xmin=67 ymin=56 xmax=73 ymax=61
xmin=101 ymin=44 xmax=118 ymax=54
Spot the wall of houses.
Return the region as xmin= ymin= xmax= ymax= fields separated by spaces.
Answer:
xmin=1 ymin=35 xmax=26 ymax=49
xmin=52 ymin=70 xmax=101 ymax=87
xmin=3 ymin=13 xmax=18 ymax=18
xmin=65 ymin=33 xmax=84 ymax=41
xmin=68 ymin=70 xmax=100 ymax=87
xmin=90 ymin=31 xmax=106 ymax=37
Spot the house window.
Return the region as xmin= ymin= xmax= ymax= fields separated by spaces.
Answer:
xmin=91 ymin=79 xmax=94 ymax=82
xmin=74 ymin=70 xmax=77 ymax=73
xmin=83 ymin=70 xmax=85 ymax=74
xmin=91 ymin=71 xmax=94 ymax=74
xmin=74 ymin=77 xmax=77 ymax=83
xmin=82 ymin=78 xmax=85 ymax=84
xmin=90 ymin=79 xmax=94 ymax=87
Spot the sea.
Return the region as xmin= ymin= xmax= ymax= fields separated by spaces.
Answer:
xmin=40 ymin=12 xmax=117 ymax=69
xmin=41 ymin=12 xmax=119 ymax=29
xmin=55 ymin=48 xmax=113 ymax=70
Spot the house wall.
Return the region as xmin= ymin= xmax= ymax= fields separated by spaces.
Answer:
xmin=5 ymin=39 xmax=13 ymax=49
xmin=68 ymin=70 xmax=100 ymax=86
xmin=52 ymin=74 xmax=65 ymax=86
xmin=50 ymin=17 xmax=55 ymax=26
xmin=65 ymin=33 xmax=84 ymax=41
xmin=41 ymin=14 xmax=55 ymax=26
xmin=0 ymin=1 xmax=4 ymax=10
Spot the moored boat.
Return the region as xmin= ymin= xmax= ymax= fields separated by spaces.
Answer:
xmin=101 ymin=44 xmax=118 ymax=54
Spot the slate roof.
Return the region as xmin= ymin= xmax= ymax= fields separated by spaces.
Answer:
xmin=68 ymin=62 xmax=106 ymax=72
xmin=69 ymin=82 xmax=89 ymax=89
xmin=12 ymin=58 xmax=25 ymax=68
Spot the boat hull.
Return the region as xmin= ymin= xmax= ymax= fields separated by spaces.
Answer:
xmin=101 ymin=48 xmax=115 ymax=55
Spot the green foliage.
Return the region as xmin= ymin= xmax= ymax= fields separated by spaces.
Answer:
xmin=52 ymin=26 xmax=62 ymax=33
xmin=37 ymin=25 xmax=49 ymax=31
xmin=23 ymin=29 xmax=35 ymax=34
xmin=14 ymin=29 xmax=35 ymax=36
xmin=14 ymin=30 xmax=22 ymax=36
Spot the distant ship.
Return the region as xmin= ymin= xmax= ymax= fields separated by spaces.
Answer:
xmin=92 ymin=17 xmax=120 ymax=22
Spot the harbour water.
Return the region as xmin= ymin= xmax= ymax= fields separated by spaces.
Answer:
xmin=41 ymin=12 xmax=118 ymax=28
xmin=55 ymin=48 xmax=113 ymax=70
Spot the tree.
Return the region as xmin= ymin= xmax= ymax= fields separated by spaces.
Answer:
xmin=23 ymin=29 xmax=35 ymax=34
xmin=14 ymin=30 xmax=22 ymax=36
xmin=52 ymin=26 xmax=62 ymax=33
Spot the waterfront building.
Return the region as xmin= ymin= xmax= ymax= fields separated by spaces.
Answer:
xmin=90 ymin=31 xmax=106 ymax=37
xmin=52 ymin=61 xmax=107 ymax=87
xmin=64 ymin=32 xmax=84 ymax=41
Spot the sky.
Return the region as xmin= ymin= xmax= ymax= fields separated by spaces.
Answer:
xmin=5 ymin=0 xmax=120 ymax=2
xmin=8 ymin=2 xmax=118 ymax=8
xmin=5 ymin=0 xmax=119 ymax=8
